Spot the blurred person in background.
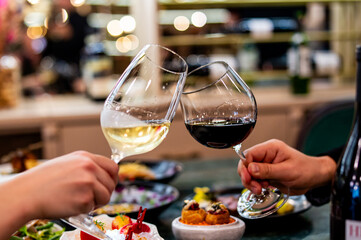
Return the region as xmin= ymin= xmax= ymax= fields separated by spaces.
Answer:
xmin=41 ymin=0 xmax=92 ymax=94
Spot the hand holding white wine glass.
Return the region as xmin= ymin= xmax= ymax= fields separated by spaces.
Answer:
xmin=180 ymin=61 xmax=289 ymax=219
xmin=64 ymin=44 xmax=188 ymax=238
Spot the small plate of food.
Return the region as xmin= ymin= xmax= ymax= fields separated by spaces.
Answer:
xmin=0 ymin=149 xmax=44 ymax=182
xmin=172 ymin=200 xmax=245 ymax=240
xmin=118 ymin=160 xmax=183 ymax=183
xmin=61 ymin=208 xmax=163 ymax=240
xmin=189 ymin=186 xmax=312 ymax=219
xmin=11 ymin=219 xmax=65 ymax=240
xmin=91 ymin=181 xmax=179 ymax=220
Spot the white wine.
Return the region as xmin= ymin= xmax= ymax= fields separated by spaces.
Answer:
xmin=102 ymin=120 xmax=171 ymax=160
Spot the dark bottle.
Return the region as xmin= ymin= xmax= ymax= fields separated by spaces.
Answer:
xmin=331 ymin=45 xmax=361 ymax=240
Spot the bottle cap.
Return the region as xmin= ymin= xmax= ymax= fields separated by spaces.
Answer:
xmin=356 ymin=45 xmax=361 ymax=61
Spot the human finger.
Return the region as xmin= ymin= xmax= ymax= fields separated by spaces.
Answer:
xmin=77 ymin=151 xmax=119 ymax=184
xmin=93 ymin=180 xmax=112 ymax=208
xmin=244 ymin=140 xmax=281 ymax=164
xmin=247 ymin=161 xmax=291 ymax=181
xmin=238 ymin=160 xmax=251 ymax=185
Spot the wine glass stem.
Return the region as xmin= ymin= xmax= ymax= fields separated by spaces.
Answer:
xmin=233 ymin=143 xmax=246 ymax=162
xmin=234 ymin=143 xmax=263 ymax=198
xmin=111 ymin=153 xmax=124 ymax=164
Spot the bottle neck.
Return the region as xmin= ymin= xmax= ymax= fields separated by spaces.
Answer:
xmin=356 ymin=46 xmax=361 ymax=102
xmin=357 ymin=61 xmax=361 ymax=103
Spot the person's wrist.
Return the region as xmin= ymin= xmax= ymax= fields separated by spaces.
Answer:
xmin=0 ymin=178 xmax=37 ymax=232
xmin=11 ymin=174 xmax=42 ymax=221
xmin=315 ymin=156 xmax=337 ymax=188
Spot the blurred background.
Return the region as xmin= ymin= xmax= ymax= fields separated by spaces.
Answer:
xmin=0 ymin=0 xmax=360 ymax=163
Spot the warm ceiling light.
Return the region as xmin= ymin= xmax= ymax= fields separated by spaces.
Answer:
xmin=174 ymin=16 xmax=189 ymax=31
xmin=107 ymin=19 xmax=123 ymax=37
xmin=120 ymin=16 xmax=136 ymax=33
xmin=27 ymin=26 xmax=47 ymax=39
xmin=126 ymin=34 xmax=139 ymax=50
xmin=27 ymin=0 xmax=39 ymax=5
xmin=116 ymin=36 xmax=132 ymax=53
xmin=191 ymin=11 xmax=207 ymax=28
xmin=70 ymin=0 xmax=86 ymax=7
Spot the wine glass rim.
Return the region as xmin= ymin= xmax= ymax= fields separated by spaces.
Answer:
xmin=143 ymin=44 xmax=188 ymax=74
xmin=183 ymin=61 xmax=231 ymax=95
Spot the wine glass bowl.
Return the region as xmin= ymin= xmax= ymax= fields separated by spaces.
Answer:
xmin=181 ymin=61 xmax=257 ymax=152
xmin=101 ymin=44 xmax=188 ymax=163
xmin=181 ymin=61 xmax=288 ymax=219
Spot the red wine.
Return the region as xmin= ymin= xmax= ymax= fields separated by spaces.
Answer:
xmin=185 ymin=118 xmax=255 ymax=149
xmin=331 ymin=46 xmax=361 ymax=240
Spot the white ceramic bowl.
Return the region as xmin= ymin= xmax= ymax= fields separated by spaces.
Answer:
xmin=171 ymin=216 xmax=245 ymax=240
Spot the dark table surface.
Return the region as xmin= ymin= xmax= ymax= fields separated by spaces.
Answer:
xmin=152 ymin=157 xmax=330 ymax=240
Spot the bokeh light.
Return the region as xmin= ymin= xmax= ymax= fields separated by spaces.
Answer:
xmin=116 ymin=36 xmax=132 ymax=53
xmin=44 ymin=17 xmax=49 ymax=29
xmin=191 ymin=11 xmax=207 ymax=27
xmin=174 ymin=16 xmax=189 ymax=31
xmin=126 ymin=34 xmax=139 ymax=50
xmin=27 ymin=26 xmax=47 ymax=39
xmin=31 ymin=37 xmax=47 ymax=54
xmin=24 ymin=12 xmax=46 ymax=27
xmin=120 ymin=16 xmax=136 ymax=33
xmin=107 ymin=19 xmax=123 ymax=37
xmin=61 ymin=9 xmax=69 ymax=23
xmin=70 ymin=0 xmax=86 ymax=7
xmin=27 ymin=0 xmax=39 ymax=5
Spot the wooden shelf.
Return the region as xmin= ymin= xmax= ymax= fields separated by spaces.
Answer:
xmin=159 ymin=0 xmax=361 ymax=9
xmin=161 ymin=31 xmax=361 ymax=46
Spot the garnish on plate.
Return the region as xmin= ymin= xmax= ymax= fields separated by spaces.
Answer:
xmin=205 ymin=202 xmax=231 ymax=225
xmin=80 ymin=207 xmax=157 ymax=240
xmin=11 ymin=219 xmax=64 ymax=240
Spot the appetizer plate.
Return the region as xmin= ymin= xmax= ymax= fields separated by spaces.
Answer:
xmin=187 ymin=187 xmax=312 ymax=219
xmin=60 ymin=214 xmax=163 ymax=240
xmin=172 ymin=216 xmax=245 ymax=240
xmin=12 ymin=220 xmax=65 ymax=239
xmin=0 ymin=160 xmax=47 ymax=182
xmin=91 ymin=181 xmax=179 ymax=220
xmin=118 ymin=160 xmax=183 ymax=183
xmin=0 ymin=163 xmax=18 ymax=182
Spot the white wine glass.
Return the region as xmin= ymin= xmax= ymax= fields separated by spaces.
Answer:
xmin=180 ymin=61 xmax=289 ymax=219
xmin=63 ymin=44 xmax=188 ymax=238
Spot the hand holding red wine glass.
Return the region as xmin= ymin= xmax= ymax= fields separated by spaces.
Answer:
xmin=180 ymin=61 xmax=289 ymax=219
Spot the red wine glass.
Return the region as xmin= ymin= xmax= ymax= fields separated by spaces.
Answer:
xmin=180 ymin=61 xmax=288 ymax=219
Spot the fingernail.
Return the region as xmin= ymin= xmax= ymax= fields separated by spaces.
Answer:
xmin=251 ymin=186 xmax=258 ymax=194
xmin=250 ymin=164 xmax=259 ymax=174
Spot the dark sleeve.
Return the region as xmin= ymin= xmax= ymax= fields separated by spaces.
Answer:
xmin=305 ymin=146 xmax=343 ymax=206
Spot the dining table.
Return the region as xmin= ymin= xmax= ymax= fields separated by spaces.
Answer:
xmin=150 ymin=157 xmax=331 ymax=240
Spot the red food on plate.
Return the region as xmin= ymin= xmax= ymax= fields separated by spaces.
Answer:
xmin=120 ymin=207 xmax=151 ymax=235
xmin=80 ymin=231 xmax=99 ymax=240
xmin=112 ymin=214 xmax=133 ymax=230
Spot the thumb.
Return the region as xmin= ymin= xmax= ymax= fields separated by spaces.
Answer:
xmin=247 ymin=162 xmax=284 ymax=180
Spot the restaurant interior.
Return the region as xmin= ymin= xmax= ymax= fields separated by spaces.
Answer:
xmin=0 ymin=0 xmax=360 ymax=239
